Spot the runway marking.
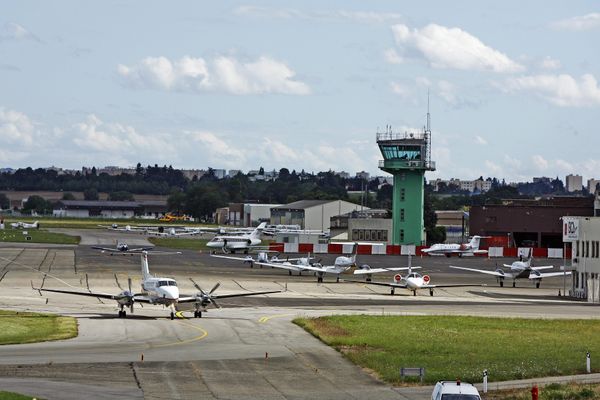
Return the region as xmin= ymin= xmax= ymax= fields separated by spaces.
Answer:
xmin=258 ymin=313 xmax=295 ymax=323
xmin=153 ymin=312 xmax=208 ymax=347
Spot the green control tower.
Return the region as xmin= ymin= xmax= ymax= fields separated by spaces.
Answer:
xmin=377 ymin=112 xmax=435 ymax=245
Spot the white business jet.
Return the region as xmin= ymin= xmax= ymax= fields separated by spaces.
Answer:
xmin=10 ymin=220 xmax=39 ymax=229
xmin=421 ymin=236 xmax=488 ymax=257
xmin=211 ymin=251 xmax=303 ymax=268
xmin=346 ymin=255 xmax=482 ymax=296
xmin=36 ymin=251 xmax=281 ymax=319
xmin=353 ymin=254 xmax=422 ymax=282
xmin=449 ymin=251 xmax=570 ymax=288
xmin=206 ymin=222 xmax=267 ymax=254
xmin=91 ymin=242 xmax=180 ymax=256
xmin=255 ymin=245 xmax=358 ymax=283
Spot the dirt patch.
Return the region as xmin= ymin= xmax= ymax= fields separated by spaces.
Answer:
xmin=309 ymin=318 xmax=350 ymax=337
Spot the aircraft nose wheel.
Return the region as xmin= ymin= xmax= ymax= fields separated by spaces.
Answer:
xmin=118 ymin=310 xmax=126 ymax=318
xmin=500 ymin=281 xmax=504 ymax=287
xmin=390 ymin=288 xmax=395 ymax=295
xmin=170 ymin=312 xmax=175 ymax=320
xmin=193 ymin=311 xmax=202 ymax=318
xmin=536 ymin=281 xmax=541 ymax=288
xmin=317 ymin=276 xmax=323 ymax=283
xmin=429 ymin=289 xmax=434 ymax=296
xmin=512 ymin=282 xmax=516 ymax=288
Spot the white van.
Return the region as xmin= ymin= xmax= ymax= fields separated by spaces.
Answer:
xmin=431 ymin=380 xmax=481 ymax=400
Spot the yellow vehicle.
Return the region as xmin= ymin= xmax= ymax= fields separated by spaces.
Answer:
xmin=159 ymin=213 xmax=191 ymax=222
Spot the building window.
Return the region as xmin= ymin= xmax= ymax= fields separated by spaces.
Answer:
xmin=377 ymin=231 xmax=383 ymax=241
xmin=358 ymin=230 xmax=364 ymax=240
xmin=400 ymin=208 xmax=405 ymax=222
xmin=587 ymin=241 xmax=590 ymax=258
xmin=365 ymin=230 xmax=371 ymax=241
xmin=352 ymin=229 xmax=359 ymax=241
xmin=485 ymin=216 xmax=497 ymax=223
xmin=400 ymin=229 xmax=405 ymax=242
xmin=400 ymin=188 xmax=406 ymax=201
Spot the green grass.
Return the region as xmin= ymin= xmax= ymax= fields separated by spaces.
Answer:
xmin=0 ymin=391 xmax=39 ymax=400
xmin=488 ymin=383 xmax=600 ymax=400
xmin=294 ymin=315 xmax=600 ymax=385
xmin=148 ymin=237 xmax=210 ymax=250
xmin=0 ymin=310 xmax=77 ymax=345
xmin=0 ymin=229 xmax=79 ymax=244
xmin=1 ymin=217 xmax=217 ymax=230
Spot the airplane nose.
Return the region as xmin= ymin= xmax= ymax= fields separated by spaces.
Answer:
xmin=162 ymin=287 xmax=179 ymax=300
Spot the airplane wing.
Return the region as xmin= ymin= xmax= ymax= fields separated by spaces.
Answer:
xmin=530 ymin=265 xmax=554 ymax=271
xmin=254 ymin=261 xmax=304 ymax=272
xmin=210 ymin=254 xmax=253 ymax=262
xmin=37 ymin=287 xmax=152 ymax=303
xmin=449 ymin=265 xmax=512 ymax=278
xmin=91 ymin=246 xmax=119 ymax=252
xmin=343 ymin=279 xmax=407 ymax=288
xmin=353 ymin=266 xmax=422 ymax=275
xmin=529 ymin=271 xmax=572 ymax=280
xmin=178 ymin=289 xmax=281 ymax=303
xmin=419 ymin=283 xmax=487 ymax=289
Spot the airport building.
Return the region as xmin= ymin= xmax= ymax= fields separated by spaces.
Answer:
xmin=563 ymin=216 xmax=600 ymax=302
xmin=53 ymin=200 xmax=168 ymax=218
xmin=566 ymin=174 xmax=583 ymax=192
xmin=270 ymin=200 xmax=364 ymax=232
xmin=435 ymin=210 xmax=469 ymax=243
xmin=470 ymin=197 xmax=594 ymax=248
xmin=330 ymin=209 xmax=391 ymax=243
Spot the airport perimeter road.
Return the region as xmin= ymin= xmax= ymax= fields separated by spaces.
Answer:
xmin=0 ymin=246 xmax=592 ymax=400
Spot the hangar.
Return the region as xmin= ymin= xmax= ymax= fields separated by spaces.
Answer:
xmin=53 ymin=200 xmax=168 ymax=218
xmin=270 ymin=200 xmax=364 ymax=232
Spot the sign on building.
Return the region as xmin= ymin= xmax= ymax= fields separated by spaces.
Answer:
xmin=562 ymin=217 xmax=580 ymax=242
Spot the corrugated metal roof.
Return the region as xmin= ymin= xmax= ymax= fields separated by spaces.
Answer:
xmin=59 ymin=200 xmax=167 ymax=208
xmin=273 ymin=200 xmax=334 ymax=210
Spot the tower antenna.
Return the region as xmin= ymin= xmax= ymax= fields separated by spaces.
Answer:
xmin=426 ymin=89 xmax=431 ymax=132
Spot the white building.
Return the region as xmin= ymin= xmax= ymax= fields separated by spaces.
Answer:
xmin=587 ymin=178 xmax=600 ymax=194
xmin=564 ymin=216 xmax=600 ymax=302
xmin=566 ymin=174 xmax=583 ymax=192
xmin=243 ymin=203 xmax=280 ymax=227
xmin=271 ymin=200 xmax=365 ymax=232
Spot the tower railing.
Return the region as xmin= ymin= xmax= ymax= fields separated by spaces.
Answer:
xmin=376 ymin=131 xmax=427 ymax=141
xmin=378 ymin=159 xmax=436 ymax=170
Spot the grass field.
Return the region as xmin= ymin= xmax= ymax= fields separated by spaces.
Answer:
xmin=0 ymin=229 xmax=79 ymax=244
xmin=0 ymin=310 xmax=77 ymax=345
xmin=488 ymin=382 xmax=600 ymax=400
xmin=0 ymin=391 xmax=38 ymax=400
xmin=0 ymin=216 xmax=217 ymax=230
xmin=294 ymin=315 xmax=600 ymax=385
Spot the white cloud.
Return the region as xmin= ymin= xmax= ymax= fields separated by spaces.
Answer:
xmin=552 ymin=13 xmax=600 ymax=31
xmin=390 ymin=81 xmax=410 ymax=97
xmin=503 ymin=73 xmax=600 ymax=107
xmin=0 ymin=22 xmax=40 ymax=42
xmin=485 ymin=160 xmax=503 ymax=175
xmin=0 ymin=108 xmax=36 ymax=145
xmin=475 ymin=135 xmax=488 ymax=145
xmin=415 ymin=77 xmax=431 ymax=87
xmin=187 ymin=131 xmax=246 ymax=165
xmin=540 ymin=56 xmax=561 ymax=70
xmin=234 ymin=6 xmax=403 ymax=24
xmin=383 ymin=48 xmax=403 ymax=64
xmin=391 ymin=23 xmax=524 ymax=73
xmin=532 ymin=155 xmax=549 ymax=171
xmin=118 ymin=55 xmax=310 ymax=95
xmin=437 ymin=80 xmax=457 ymax=105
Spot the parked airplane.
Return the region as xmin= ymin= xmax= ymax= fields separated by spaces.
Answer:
xmin=10 ymin=221 xmax=39 ymax=229
xmin=211 ymin=251 xmax=307 ymax=268
xmin=346 ymin=259 xmax=482 ymax=296
xmin=206 ymin=222 xmax=267 ymax=253
xmin=98 ymin=224 xmax=149 ymax=233
xmin=255 ymin=245 xmax=358 ymax=282
xmin=35 ymin=251 xmax=281 ymax=319
xmin=146 ymin=226 xmax=201 ymax=237
xmin=353 ymin=254 xmax=422 ymax=281
xmin=421 ymin=236 xmax=488 ymax=257
xmin=91 ymin=242 xmax=180 ymax=256
xmin=449 ymin=253 xmax=570 ymax=288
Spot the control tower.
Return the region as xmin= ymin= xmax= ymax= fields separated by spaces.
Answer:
xmin=377 ymin=111 xmax=435 ymax=245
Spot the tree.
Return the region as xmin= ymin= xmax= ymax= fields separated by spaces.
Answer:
xmin=83 ymin=188 xmax=99 ymax=200
xmin=108 ymin=191 xmax=134 ymax=201
xmin=0 ymin=193 xmax=9 ymax=209
xmin=22 ymin=195 xmax=51 ymax=215
xmin=167 ymin=191 xmax=186 ymax=214
xmin=62 ymin=192 xmax=76 ymax=200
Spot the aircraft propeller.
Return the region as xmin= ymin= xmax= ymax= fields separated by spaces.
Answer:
xmin=190 ymin=278 xmax=222 ymax=309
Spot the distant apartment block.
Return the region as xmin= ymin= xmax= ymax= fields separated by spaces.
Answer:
xmin=431 ymin=177 xmax=492 ymax=193
xmin=588 ymin=178 xmax=600 ymax=194
xmin=566 ymin=174 xmax=583 ymax=192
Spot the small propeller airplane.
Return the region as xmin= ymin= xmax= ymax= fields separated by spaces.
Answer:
xmin=345 ymin=255 xmax=483 ymax=296
xmin=421 ymin=236 xmax=488 ymax=257
xmin=34 ymin=251 xmax=281 ymax=319
xmin=10 ymin=220 xmax=39 ymax=229
xmin=91 ymin=242 xmax=180 ymax=256
xmin=449 ymin=250 xmax=571 ymax=288
xmin=211 ymin=251 xmax=297 ymax=268
xmin=206 ymin=222 xmax=268 ymax=254
xmin=353 ymin=258 xmax=422 ymax=282
xmin=254 ymin=244 xmax=358 ymax=283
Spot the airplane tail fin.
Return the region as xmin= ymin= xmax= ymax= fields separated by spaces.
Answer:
xmin=140 ymin=251 xmax=151 ymax=280
xmin=469 ymin=236 xmax=481 ymax=250
xmin=251 ymin=222 xmax=267 ymax=239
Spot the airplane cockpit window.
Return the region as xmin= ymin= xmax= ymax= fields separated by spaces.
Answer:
xmin=168 ymin=281 xmax=177 ymax=286
xmin=158 ymin=281 xmax=168 ymax=287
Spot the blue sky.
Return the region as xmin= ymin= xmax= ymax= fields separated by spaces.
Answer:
xmin=1 ymin=1 xmax=599 ymax=182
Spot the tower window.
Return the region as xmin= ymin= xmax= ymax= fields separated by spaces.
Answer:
xmin=400 ymin=188 xmax=405 ymax=201
xmin=400 ymin=229 xmax=405 ymax=242
xmin=400 ymin=208 xmax=405 ymax=222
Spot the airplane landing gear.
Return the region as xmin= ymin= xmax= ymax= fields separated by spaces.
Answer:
xmin=390 ymin=288 xmax=395 ymax=295
xmin=413 ymin=290 xmax=417 ymax=296
xmin=512 ymin=281 xmax=516 ymax=288
xmin=118 ymin=310 xmax=126 ymax=318
xmin=336 ymin=276 xmax=340 ymax=283
xmin=317 ymin=276 xmax=323 ymax=283
xmin=536 ymin=281 xmax=541 ymax=288
xmin=499 ymin=280 xmax=504 ymax=287
xmin=170 ymin=312 xmax=175 ymax=320
xmin=429 ymin=289 xmax=434 ymax=297
xmin=194 ymin=310 xmax=202 ymax=318
xmin=288 ymin=270 xmax=292 ymax=276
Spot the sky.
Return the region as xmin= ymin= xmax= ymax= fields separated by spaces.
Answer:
xmin=0 ymin=1 xmax=599 ymax=182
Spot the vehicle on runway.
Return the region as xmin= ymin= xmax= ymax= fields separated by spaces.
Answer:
xmin=449 ymin=252 xmax=570 ymax=288
xmin=255 ymin=245 xmax=358 ymax=283
xmin=206 ymin=222 xmax=268 ymax=254
xmin=346 ymin=259 xmax=482 ymax=296
xmin=35 ymin=251 xmax=280 ymax=319
xmin=10 ymin=220 xmax=39 ymax=229
xmin=422 ymin=236 xmax=488 ymax=257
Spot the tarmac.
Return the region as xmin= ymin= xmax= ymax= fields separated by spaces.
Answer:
xmin=0 ymin=228 xmax=596 ymax=399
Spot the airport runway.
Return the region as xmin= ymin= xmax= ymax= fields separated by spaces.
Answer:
xmin=0 ymin=231 xmax=593 ymax=399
